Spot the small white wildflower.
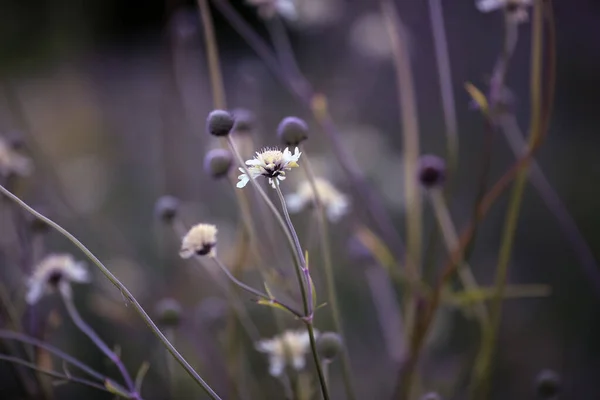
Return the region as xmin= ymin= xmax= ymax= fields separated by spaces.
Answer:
xmin=26 ymin=254 xmax=90 ymax=304
xmin=255 ymin=329 xmax=318 ymax=377
xmin=247 ymin=0 xmax=298 ymax=21
xmin=285 ymin=178 xmax=350 ymax=222
xmin=237 ymin=147 xmax=301 ymax=189
xmin=179 ymin=223 xmax=218 ymax=258
xmin=0 ymin=137 xmax=33 ymax=178
xmin=476 ymin=0 xmax=533 ymax=23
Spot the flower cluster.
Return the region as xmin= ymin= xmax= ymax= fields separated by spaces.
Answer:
xmin=26 ymin=254 xmax=90 ymax=304
xmin=255 ymin=329 xmax=317 ymax=377
xmin=237 ymin=147 xmax=301 ymax=189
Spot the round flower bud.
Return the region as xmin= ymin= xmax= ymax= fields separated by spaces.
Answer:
xmin=204 ymin=148 xmax=233 ymax=179
xmin=154 ymin=195 xmax=180 ymax=223
xmin=155 ymin=298 xmax=183 ymax=327
xmin=316 ymin=332 xmax=343 ymax=362
xmin=420 ymin=393 xmax=442 ymax=400
xmin=206 ymin=109 xmax=235 ymax=137
xmin=277 ymin=116 xmax=308 ymax=146
xmin=232 ymin=108 xmax=255 ymax=133
xmin=417 ymin=154 xmax=446 ymax=189
xmin=535 ymin=369 xmax=560 ymax=399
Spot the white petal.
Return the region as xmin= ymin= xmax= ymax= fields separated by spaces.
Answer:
xmin=256 ymin=339 xmax=276 ymax=353
xmin=476 ymin=0 xmax=505 ymax=12
xmin=285 ymin=194 xmax=305 ymax=214
xmin=326 ymin=198 xmax=350 ymax=223
xmin=268 ymin=356 xmax=285 ymax=377
xmin=246 ymin=159 xmax=263 ymax=166
xmin=292 ymin=355 xmax=306 ymax=371
xmin=69 ymin=262 xmax=90 ymax=283
xmin=179 ymin=247 xmax=194 ymax=258
xmin=25 ymin=281 xmax=44 ymax=305
xmin=237 ymin=175 xmax=249 ymax=188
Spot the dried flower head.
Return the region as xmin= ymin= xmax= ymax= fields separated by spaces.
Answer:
xmin=255 ymin=329 xmax=318 ymax=377
xmin=237 ymin=147 xmax=301 ymax=189
xmin=0 ymin=136 xmax=33 ymax=178
xmin=285 ymin=178 xmax=350 ymax=222
xmin=155 ymin=298 xmax=183 ymax=327
xmin=204 ymin=148 xmax=233 ymax=179
xmin=179 ymin=223 xmax=218 ymax=258
xmin=476 ymin=0 xmax=532 ymax=23
xmin=232 ymin=108 xmax=255 ymax=133
xmin=26 ymin=254 xmax=90 ymax=304
xmin=418 ymin=155 xmax=446 ymax=189
xmin=277 ymin=116 xmax=308 ymax=146
xmin=206 ymin=110 xmax=235 ymax=137
xmin=246 ymin=0 xmax=297 ymax=21
xmin=154 ymin=195 xmax=180 ymax=223
xmin=316 ymin=332 xmax=343 ymax=362
xmin=535 ymin=369 xmax=561 ymax=399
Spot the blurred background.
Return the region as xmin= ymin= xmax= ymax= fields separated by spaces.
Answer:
xmin=0 ymin=0 xmax=599 ymax=399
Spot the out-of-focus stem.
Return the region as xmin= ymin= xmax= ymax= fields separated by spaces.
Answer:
xmin=301 ymin=151 xmax=358 ymax=400
xmin=471 ymin=2 xmax=545 ymax=398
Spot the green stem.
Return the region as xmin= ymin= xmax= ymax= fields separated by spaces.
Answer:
xmin=0 ymin=184 xmax=222 ymax=400
xmin=301 ymin=151 xmax=358 ymax=400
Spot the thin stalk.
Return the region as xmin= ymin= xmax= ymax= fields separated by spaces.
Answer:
xmin=165 ymin=328 xmax=177 ymax=399
xmin=212 ymin=257 xmax=303 ymax=318
xmin=306 ymin=322 xmax=330 ymax=400
xmin=301 ymin=151 xmax=358 ymax=400
xmin=61 ymin=293 xmax=138 ymax=399
xmin=197 ymin=0 xmax=226 ymax=110
xmin=0 ymin=354 xmax=124 ymax=397
xmin=429 ymin=189 xmax=489 ymax=325
xmin=470 ymin=2 xmax=545 ymax=398
xmin=0 ymin=184 xmax=222 ymax=400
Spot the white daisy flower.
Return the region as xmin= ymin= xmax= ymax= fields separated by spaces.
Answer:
xmin=237 ymin=147 xmax=301 ymax=189
xmin=255 ymin=329 xmax=318 ymax=377
xmin=179 ymin=223 xmax=218 ymax=258
xmin=476 ymin=0 xmax=533 ymax=23
xmin=285 ymin=178 xmax=350 ymax=222
xmin=0 ymin=137 xmax=33 ymax=178
xmin=26 ymin=254 xmax=90 ymax=304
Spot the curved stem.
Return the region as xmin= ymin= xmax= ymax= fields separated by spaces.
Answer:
xmin=0 ymin=184 xmax=222 ymax=400
xmin=301 ymin=151 xmax=358 ymax=400
xmin=61 ymin=293 xmax=138 ymax=398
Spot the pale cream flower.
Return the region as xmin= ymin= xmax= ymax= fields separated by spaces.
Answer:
xmin=237 ymin=147 xmax=301 ymax=189
xmin=285 ymin=178 xmax=350 ymax=222
xmin=26 ymin=254 xmax=90 ymax=304
xmin=0 ymin=137 xmax=33 ymax=177
xmin=179 ymin=223 xmax=218 ymax=258
xmin=476 ymin=0 xmax=533 ymax=23
xmin=255 ymin=329 xmax=318 ymax=377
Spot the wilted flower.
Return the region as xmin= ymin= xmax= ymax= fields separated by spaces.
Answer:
xmin=179 ymin=223 xmax=218 ymax=258
xmin=0 ymin=136 xmax=33 ymax=178
xmin=285 ymin=178 xmax=349 ymax=222
xmin=255 ymin=329 xmax=317 ymax=377
xmin=26 ymin=254 xmax=90 ymax=304
xmin=246 ymin=0 xmax=297 ymax=21
xmin=476 ymin=0 xmax=533 ymax=23
xmin=237 ymin=147 xmax=301 ymax=189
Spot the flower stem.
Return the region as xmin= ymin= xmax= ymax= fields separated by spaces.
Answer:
xmin=61 ymin=293 xmax=139 ymax=399
xmin=0 ymin=184 xmax=222 ymax=400
xmin=301 ymin=151 xmax=358 ymax=400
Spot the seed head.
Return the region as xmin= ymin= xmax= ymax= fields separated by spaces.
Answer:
xmin=156 ymin=298 xmax=183 ymax=327
xmin=535 ymin=369 xmax=560 ymax=399
xmin=206 ymin=109 xmax=235 ymax=137
xmin=277 ymin=117 xmax=308 ymax=146
xmin=154 ymin=195 xmax=180 ymax=223
xmin=418 ymin=154 xmax=446 ymax=189
xmin=232 ymin=108 xmax=255 ymax=133
xmin=204 ymin=148 xmax=233 ymax=179
xmin=179 ymin=223 xmax=218 ymax=258
xmin=316 ymin=332 xmax=343 ymax=362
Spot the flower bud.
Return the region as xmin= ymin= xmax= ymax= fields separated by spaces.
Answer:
xmin=206 ymin=110 xmax=235 ymax=137
xmin=277 ymin=116 xmax=308 ymax=146
xmin=204 ymin=148 xmax=233 ymax=179
xmin=155 ymin=298 xmax=183 ymax=327
xmin=232 ymin=108 xmax=255 ymax=133
xmin=316 ymin=332 xmax=343 ymax=362
xmin=154 ymin=195 xmax=180 ymax=223
xmin=417 ymin=154 xmax=446 ymax=189
xmin=535 ymin=369 xmax=560 ymax=399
